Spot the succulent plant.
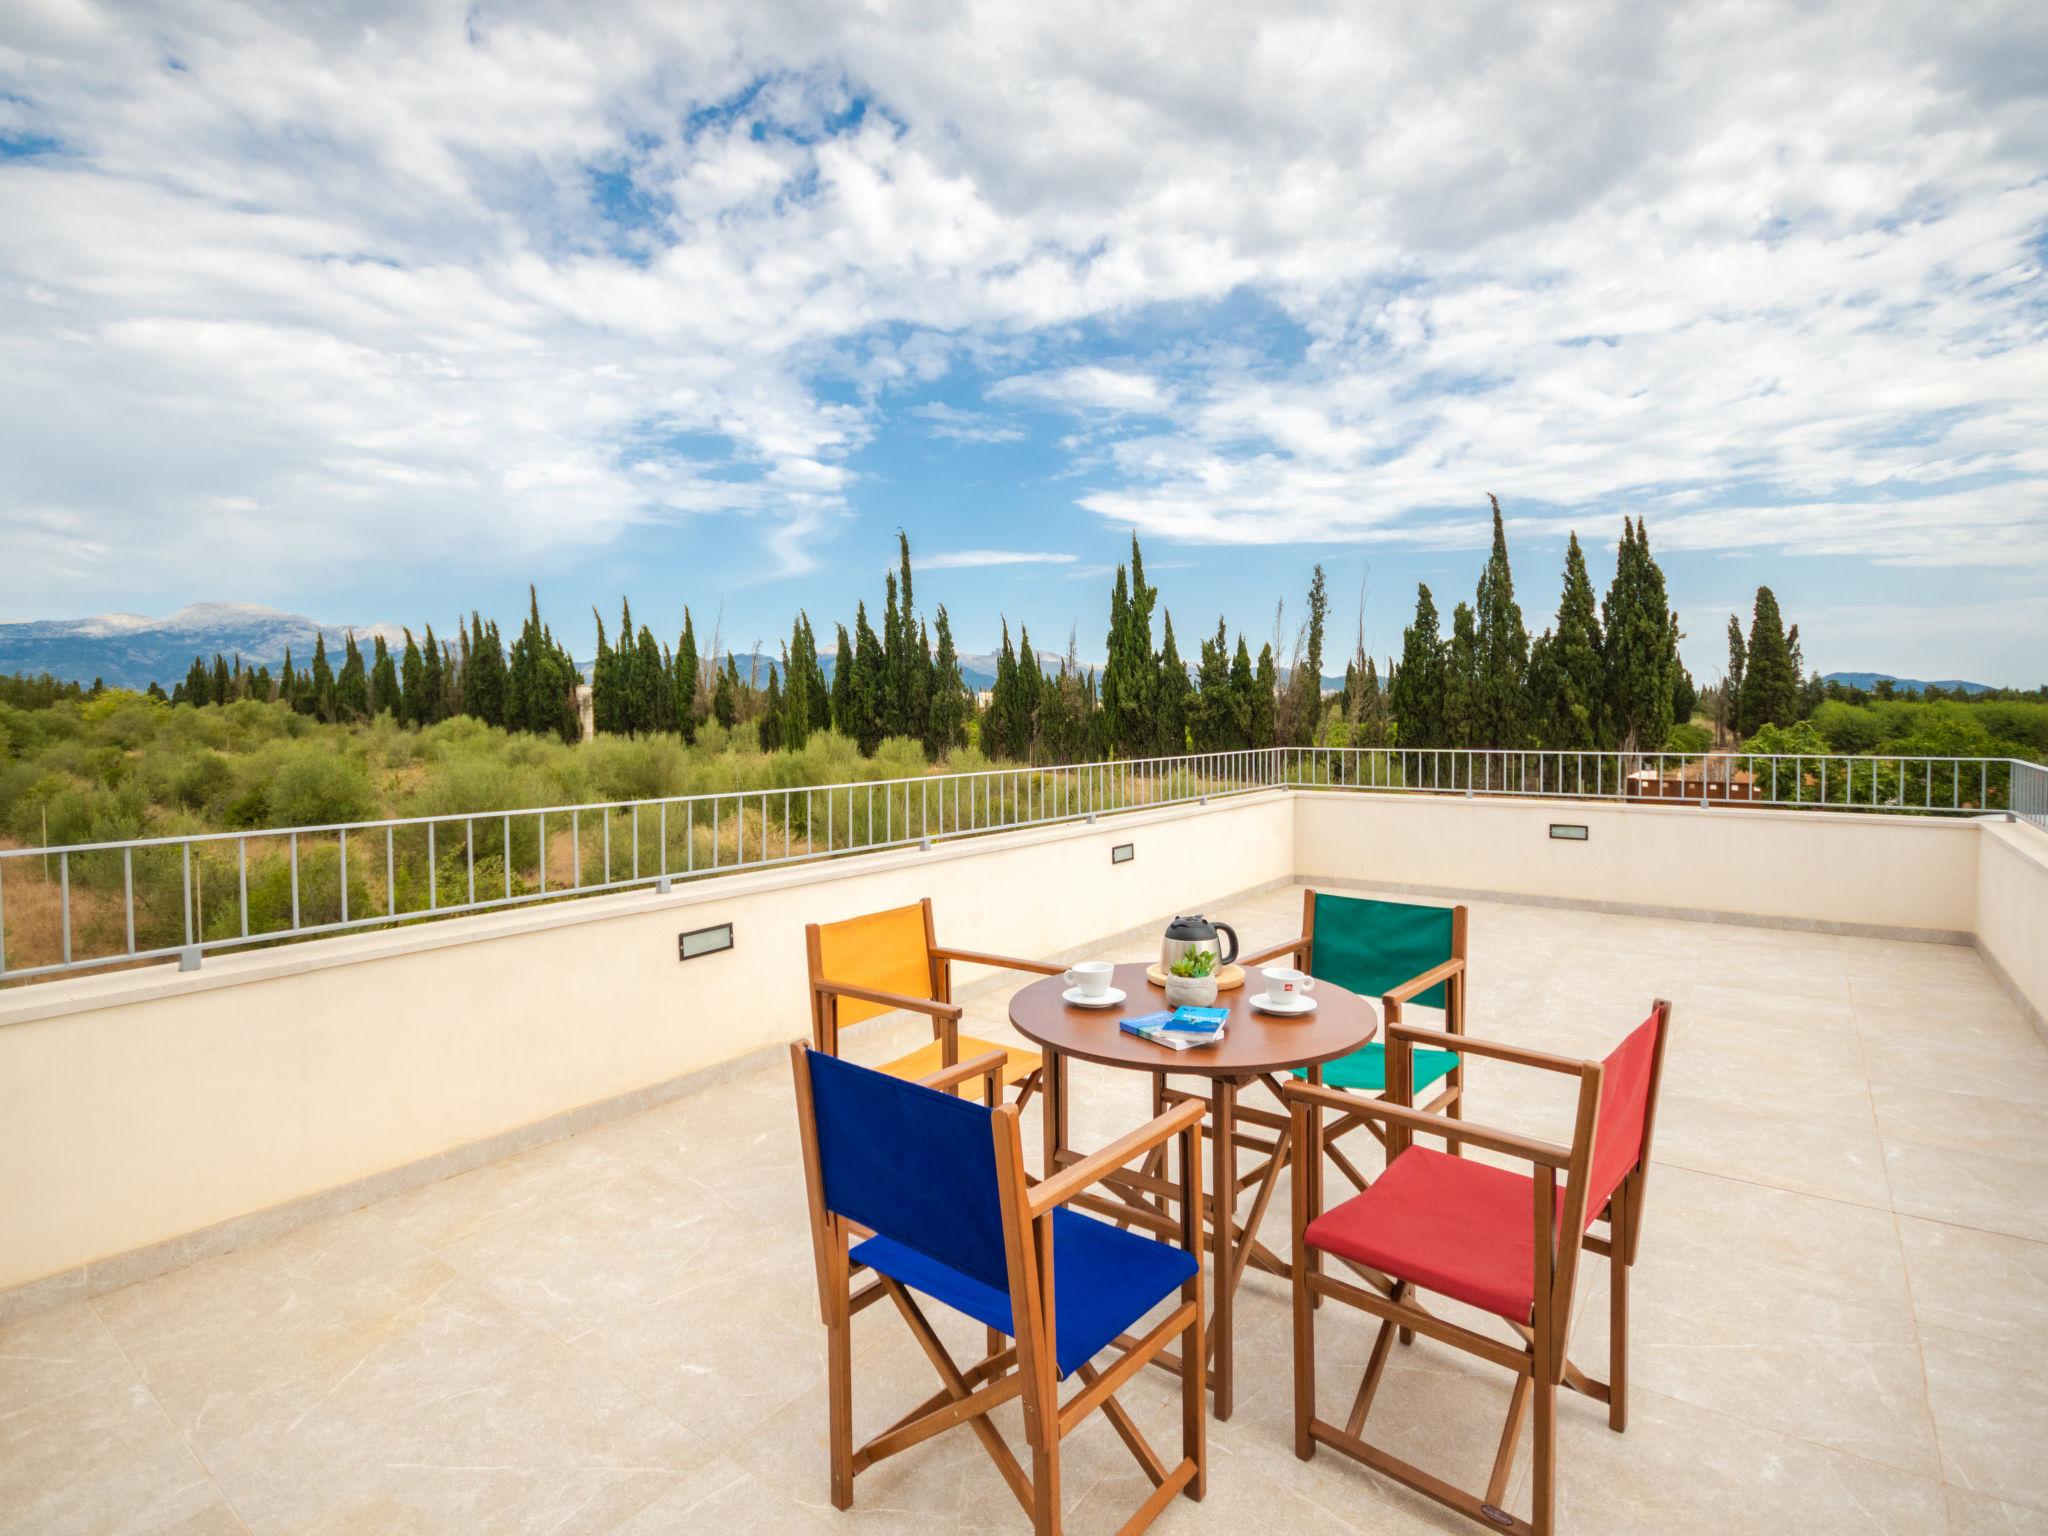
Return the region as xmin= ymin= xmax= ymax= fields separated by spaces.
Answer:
xmin=1169 ymin=947 xmax=1217 ymax=978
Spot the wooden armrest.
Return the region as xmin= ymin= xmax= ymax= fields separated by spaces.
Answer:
xmin=1383 ymin=956 xmax=1464 ymax=1006
xmin=917 ymin=1050 xmax=1009 ymax=1095
xmin=1240 ymin=936 xmax=1308 ymax=967
xmin=1388 ymin=1023 xmax=1585 ymax=1074
xmin=1028 ymin=1099 xmax=1206 ymax=1217
xmin=814 ymin=978 xmax=964 ymax=1021
xmin=1283 ymin=1080 xmax=1571 ymax=1170
xmin=929 ymin=946 xmax=1065 ymax=976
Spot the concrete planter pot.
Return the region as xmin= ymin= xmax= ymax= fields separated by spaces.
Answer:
xmin=1162 ymin=973 xmax=1219 ymax=1008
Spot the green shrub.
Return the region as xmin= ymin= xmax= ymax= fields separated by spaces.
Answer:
xmin=265 ymin=747 xmax=377 ymax=827
xmin=1664 ymin=722 xmax=1710 ymax=754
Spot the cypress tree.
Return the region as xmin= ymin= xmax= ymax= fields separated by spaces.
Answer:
xmin=418 ymin=625 xmax=445 ymax=725
xmin=368 ymin=636 xmax=397 ymax=716
xmin=782 ymin=620 xmax=810 ymax=752
xmin=1229 ymin=636 xmax=1256 ymax=748
xmin=674 ymin=609 xmax=700 ymax=744
xmin=1601 ymin=518 xmax=1678 ymax=752
xmin=1251 ymin=643 xmax=1279 ymax=748
xmin=712 ymin=656 xmax=738 ymax=730
xmin=1101 ymin=536 xmax=1159 ymax=757
xmin=335 ymin=632 xmax=369 ymax=721
xmin=1290 ymin=564 xmax=1329 ymax=745
xmin=251 ymin=664 xmax=272 ymax=703
xmin=802 ymin=614 xmax=831 ymax=734
xmin=589 ymin=610 xmax=614 ymax=734
xmin=1017 ymin=624 xmax=1044 ymax=759
xmin=1724 ymin=614 xmax=1747 ymax=742
xmin=830 ymin=621 xmax=854 ymax=736
xmin=210 ymin=652 xmax=231 ymax=706
xmin=462 ymin=614 xmax=506 ymax=726
xmin=634 ymin=623 xmax=663 ymax=735
xmin=399 ymin=630 xmax=424 ymax=725
xmin=1530 ymin=532 xmax=1604 ymax=749
xmin=279 ymin=647 xmax=297 ymax=710
xmin=1472 ymin=495 xmax=1531 ymax=747
xmin=1738 ymin=586 xmax=1799 ymax=735
xmin=1443 ymin=601 xmax=1479 ymax=749
xmin=1193 ymin=618 xmax=1234 ymax=751
xmin=928 ymin=605 xmax=968 ymax=754
xmin=1357 ymin=655 xmax=1389 ymax=748
xmin=310 ymin=634 xmax=337 ymax=722
xmin=183 ymin=656 xmax=209 ymax=706
xmin=882 ymin=570 xmax=905 ymax=737
xmin=759 ymin=666 xmax=785 ymax=751
xmin=847 ymin=602 xmax=884 ymax=753
xmin=987 ymin=619 xmax=1019 ymax=759
xmin=1158 ymin=611 xmax=1191 ymax=754
xmin=1389 ymin=584 xmax=1446 ymax=748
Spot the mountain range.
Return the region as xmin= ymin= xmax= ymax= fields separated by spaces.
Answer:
xmin=0 ymin=604 xmax=408 ymax=691
xmin=1819 ymin=672 xmax=1994 ymax=695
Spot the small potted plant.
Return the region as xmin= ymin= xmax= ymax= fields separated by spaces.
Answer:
xmin=1164 ymin=947 xmax=1219 ymax=1007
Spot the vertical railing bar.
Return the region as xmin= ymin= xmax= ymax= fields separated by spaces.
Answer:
xmin=538 ymin=813 xmax=547 ymax=894
xmin=503 ymin=814 xmax=512 ymax=899
xmin=182 ymin=842 xmax=193 ymax=946
xmin=123 ymin=846 xmax=135 ymax=954
xmin=427 ymin=822 xmax=437 ymax=910
xmin=340 ymin=829 xmax=349 ymax=925
xmin=466 ymin=818 xmax=476 ymax=907
xmin=60 ymin=851 xmax=71 ymax=965
xmin=290 ymin=832 xmax=301 ymax=931
xmin=387 ymin=825 xmax=396 ymax=914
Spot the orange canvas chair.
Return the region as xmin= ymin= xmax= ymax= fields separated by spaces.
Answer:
xmin=1286 ymin=1001 xmax=1672 ymax=1536
xmin=806 ymin=898 xmax=1057 ymax=1103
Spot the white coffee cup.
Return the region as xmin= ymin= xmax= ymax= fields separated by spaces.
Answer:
xmin=1065 ymin=960 xmax=1114 ymax=999
xmin=1261 ymin=966 xmax=1316 ymax=1007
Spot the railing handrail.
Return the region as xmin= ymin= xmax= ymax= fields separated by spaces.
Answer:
xmin=1 ymin=746 xmax=2040 ymax=983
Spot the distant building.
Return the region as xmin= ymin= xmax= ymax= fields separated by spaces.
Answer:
xmin=575 ymin=683 xmax=594 ymax=742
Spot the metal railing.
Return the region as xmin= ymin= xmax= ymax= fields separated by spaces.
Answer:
xmin=1 ymin=747 xmax=2040 ymax=983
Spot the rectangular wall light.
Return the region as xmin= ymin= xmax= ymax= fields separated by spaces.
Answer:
xmin=678 ymin=922 xmax=734 ymax=960
xmin=1110 ymin=843 xmax=1135 ymax=864
xmin=1549 ymin=824 xmax=1589 ymax=841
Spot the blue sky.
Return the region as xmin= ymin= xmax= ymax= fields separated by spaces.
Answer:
xmin=1 ymin=2 xmax=2043 ymax=682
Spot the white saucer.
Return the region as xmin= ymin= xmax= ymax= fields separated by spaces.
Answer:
xmin=1063 ymin=985 xmax=1127 ymax=1009
xmin=1249 ymin=992 xmax=1318 ymax=1016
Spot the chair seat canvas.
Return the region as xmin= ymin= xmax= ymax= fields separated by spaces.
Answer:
xmin=853 ymin=1206 xmax=1197 ymax=1378
xmin=1304 ymin=1147 xmax=1559 ymax=1322
xmin=881 ymin=1035 xmax=1044 ymax=1088
xmin=1292 ymin=1042 xmax=1459 ymax=1094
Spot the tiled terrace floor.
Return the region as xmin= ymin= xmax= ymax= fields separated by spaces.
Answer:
xmin=6 ymin=886 xmax=2048 ymax=1535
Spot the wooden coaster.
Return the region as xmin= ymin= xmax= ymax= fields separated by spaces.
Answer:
xmin=1146 ymin=962 xmax=1246 ymax=991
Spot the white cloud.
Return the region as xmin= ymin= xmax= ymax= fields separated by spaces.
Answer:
xmin=910 ymin=403 xmax=1024 ymax=443
xmin=989 ymin=366 xmax=1174 ymax=415
xmin=0 ymin=0 xmax=2042 ymax=618
xmin=921 ymin=549 xmax=1079 ymax=569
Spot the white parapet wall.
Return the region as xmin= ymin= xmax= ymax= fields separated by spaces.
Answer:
xmin=1975 ymin=819 xmax=2048 ymax=1030
xmin=0 ymin=792 xmax=1295 ymax=1303
xmin=2 ymin=785 xmax=2040 ymax=1317
xmin=1292 ymin=792 xmax=1982 ymax=938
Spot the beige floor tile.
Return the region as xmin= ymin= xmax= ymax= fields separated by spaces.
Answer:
xmin=1921 ymin=1323 xmax=2048 ymax=1511
xmin=1651 ymin=1089 xmax=1895 ymax=1208
xmin=1568 ymin=1166 xmax=1938 ymax=1477
xmin=371 ymin=1133 xmax=639 ymax=1252
xmin=1884 ymin=1140 xmax=2048 ymax=1244
xmin=1945 ymin=1487 xmax=2048 ymax=1534
xmin=1895 ymin=1218 xmax=2048 ymax=1345
xmin=1546 ymin=1386 xmax=1950 ymax=1535
xmin=0 ymin=1303 xmax=242 ymax=1536
xmin=1872 ymin=1084 xmax=2048 ymax=1166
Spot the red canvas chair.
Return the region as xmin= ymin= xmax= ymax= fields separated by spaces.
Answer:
xmin=1285 ymin=1001 xmax=1672 ymax=1536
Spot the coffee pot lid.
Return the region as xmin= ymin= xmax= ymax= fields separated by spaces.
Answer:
xmin=1164 ymin=914 xmax=1214 ymax=940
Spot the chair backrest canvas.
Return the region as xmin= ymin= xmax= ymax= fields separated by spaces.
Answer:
xmin=804 ymin=1049 xmax=1011 ymax=1292
xmin=813 ymin=902 xmax=935 ymax=1027
xmin=1581 ymin=1007 xmax=1665 ymax=1225
xmin=1310 ymin=893 xmax=1456 ymax=1009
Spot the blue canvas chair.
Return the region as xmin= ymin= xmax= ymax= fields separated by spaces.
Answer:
xmin=789 ymin=1042 xmax=1208 ymax=1534
xmin=1247 ymin=890 xmax=1469 ymax=1190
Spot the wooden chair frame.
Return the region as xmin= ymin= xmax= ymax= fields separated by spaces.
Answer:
xmin=791 ymin=1044 xmax=1209 ymax=1535
xmin=805 ymin=896 xmax=1064 ymax=1107
xmin=1285 ymin=1001 xmax=1672 ymax=1536
xmin=1242 ymin=889 xmax=1469 ymax=1193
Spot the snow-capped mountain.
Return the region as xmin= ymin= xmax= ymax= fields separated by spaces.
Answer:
xmin=0 ymin=604 xmax=406 ymax=690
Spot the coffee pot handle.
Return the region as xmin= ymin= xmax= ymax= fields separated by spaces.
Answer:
xmin=1214 ymin=922 xmax=1239 ymax=965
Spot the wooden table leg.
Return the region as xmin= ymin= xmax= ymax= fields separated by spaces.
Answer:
xmin=1211 ymin=1076 xmax=1237 ymax=1421
xmin=1041 ymin=1047 xmax=1069 ymax=1180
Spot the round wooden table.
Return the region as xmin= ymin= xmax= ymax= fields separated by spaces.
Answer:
xmin=1009 ymin=962 xmax=1378 ymax=1420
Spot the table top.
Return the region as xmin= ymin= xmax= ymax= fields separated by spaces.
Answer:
xmin=1008 ymin=963 xmax=1378 ymax=1078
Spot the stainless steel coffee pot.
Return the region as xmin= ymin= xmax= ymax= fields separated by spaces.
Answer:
xmin=1161 ymin=913 xmax=1239 ymax=973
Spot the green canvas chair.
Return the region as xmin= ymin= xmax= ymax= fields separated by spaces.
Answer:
xmin=1247 ymin=890 xmax=1468 ymax=1191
